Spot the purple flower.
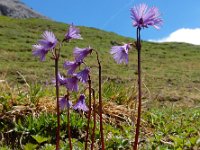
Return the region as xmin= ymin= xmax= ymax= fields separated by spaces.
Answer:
xmin=63 ymin=61 xmax=81 ymax=75
xmin=73 ymin=94 xmax=89 ymax=112
xmin=66 ymin=75 xmax=79 ymax=92
xmin=73 ymin=46 xmax=93 ymax=62
xmin=52 ymin=72 xmax=67 ymax=86
xmin=76 ymin=67 xmax=90 ymax=83
xmin=59 ymin=96 xmax=72 ymax=110
xmin=110 ymin=43 xmax=131 ymax=64
xmin=39 ymin=31 xmax=57 ymax=50
xmin=130 ymin=3 xmax=162 ymax=29
xmin=32 ymin=44 xmax=48 ymax=61
xmin=58 ymin=73 xmax=67 ymax=85
xmin=65 ymin=24 xmax=82 ymax=41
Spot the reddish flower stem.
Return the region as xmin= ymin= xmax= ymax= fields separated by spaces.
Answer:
xmin=85 ymin=75 xmax=92 ymax=150
xmin=55 ymin=55 xmax=60 ymax=150
xmin=95 ymin=51 xmax=105 ymax=150
xmin=133 ymin=27 xmax=142 ymax=150
xmin=67 ymin=94 xmax=72 ymax=150
xmin=91 ymin=89 xmax=96 ymax=150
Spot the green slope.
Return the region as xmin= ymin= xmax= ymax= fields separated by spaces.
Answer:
xmin=0 ymin=16 xmax=132 ymax=83
xmin=0 ymin=16 xmax=200 ymax=104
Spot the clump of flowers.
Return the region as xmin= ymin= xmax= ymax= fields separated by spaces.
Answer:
xmin=33 ymin=24 xmax=86 ymax=150
xmin=32 ymin=3 xmax=162 ymax=150
xmin=33 ymin=23 xmax=104 ymax=150
xmin=110 ymin=3 xmax=162 ymax=150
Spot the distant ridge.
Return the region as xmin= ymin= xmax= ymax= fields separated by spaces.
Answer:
xmin=0 ymin=0 xmax=46 ymax=19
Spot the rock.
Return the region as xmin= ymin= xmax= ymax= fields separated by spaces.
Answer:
xmin=0 ymin=0 xmax=47 ymax=19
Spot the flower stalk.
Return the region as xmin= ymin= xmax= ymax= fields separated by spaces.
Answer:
xmin=85 ymin=75 xmax=92 ymax=150
xmin=91 ymin=89 xmax=96 ymax=150
xmin=66 ymin=94 xmax=72 ymax=150
xmin=55 ymin=52 xmax=60 ymax=150
xmin=129 ymin=4 xmax=162 ymax=149
xmin=95 ymin=51 xmax=105 ymax=150
xmin=33 ymin=25 xmax=83 ymax=150
xmin=133 ymin=27 xmax=142 ymax=150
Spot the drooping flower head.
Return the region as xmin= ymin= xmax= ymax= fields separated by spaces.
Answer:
xmin=63 ymin=61 xmax=81 ymax=75
xmin=110 ymin=43 xmax=131 ymax=64
xmin=32 ymin=44 xmax=48 ymax=61
xmin=59 ymin=95 xmax=72 ymax=110
xmin=52 ymin=72 xmax=67 ymax=86
xmin=66 ymin=75 xmax=79 ymax=92
xmin=130 ymin=3 xmax=162 ymax=29
xmin=73 ymin=46 xmax=93 ymax=62
xmin=57 ymin=73 xmax=68 ymax=85
xmin=76 ymin=67 xmax=90 ymax=83
xmin=65 ymin=24 xmax=82 ymax=41
xmin=73 ymin=94 xmax=89 ymax=112
xmin=39 ymin=31 xmax=58 ymax=50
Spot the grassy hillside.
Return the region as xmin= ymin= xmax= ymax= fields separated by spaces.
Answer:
xmin=1 ymin=16 xmax=200 ymax=105
xmin=0 ymin=16 xmax=132 ymax=82
xmin=0 ymin=16 xmax=200 ymax=149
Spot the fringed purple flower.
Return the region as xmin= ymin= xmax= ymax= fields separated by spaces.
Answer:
xmin=32 ymin=44 xmax=48 ymax=61
xmin=76 ymin=67 xmax=90 ymax=83
xmin=73 ymin=94 xmax=89 ymax=112
xmin=39 ymin=31 xmax=57 ymax=50
xmin=63 ymin=61 xmax=81 ymax=75
xmin=110 ymin=43 xmax=131 ymax=64
xmin=130 ymin=3 xmax=162 ymax=29
xmin=59 ymin=96 xmax=72 ymax=110
xmin=52 ymin=72 xmax=67 ymax=86
xmin=73 ymin=46 xmax=93 ymax=62
xmin=65 ymin=24 xmax=82 ymax=41
xmin=66 ymin=75 xmax=79 ymax=92
xmin=58 ymin=73 xmax=67 ymax=85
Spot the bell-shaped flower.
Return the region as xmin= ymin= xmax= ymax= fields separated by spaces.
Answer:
xmin=76 ymin=67 xmax=90 ymax=83
xmin=52 ymin=72 xmax=67 ymax=86
xmin=73 ymin=46 xmax=93 ymax=62
xmin=73 ymin=94 xmax=89 ymax=112
xmin=59 ymin=95 xmax=72 ymax=110
xmin=63 ymin=61 xmax=81 ymax=75
xmin=65 ymin=24 xmax=82 ymax=41
xmin=66 ymin=75 xmax=79 ymax=92
xmin=39 ymin=31 xmax=58 ymax=50
xmin=32 ymin=44 xmax=48 ymax=61
xmin=110 ymin=43 xmax=131 ymax=64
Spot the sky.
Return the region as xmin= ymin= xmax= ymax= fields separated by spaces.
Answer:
xmin=21 ymin=0 xmax=200 ymax=45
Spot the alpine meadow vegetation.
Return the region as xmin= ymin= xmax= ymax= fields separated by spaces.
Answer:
xmin=0 ymin=3 xmax=200 ymax=150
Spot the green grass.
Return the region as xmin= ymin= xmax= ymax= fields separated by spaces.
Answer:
xmin=1 ymin=92 xmax=199 ymax=149
xmin=1 ymin=16 xmax=200 ymax=104
xmin=142 ymin=107 xmax=200 ymax=149
xmin=0 ymin=16 xmax=200 ymax=149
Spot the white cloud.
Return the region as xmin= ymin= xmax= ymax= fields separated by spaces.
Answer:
xmin=150 ymin=28 xmax=200 ymax=45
